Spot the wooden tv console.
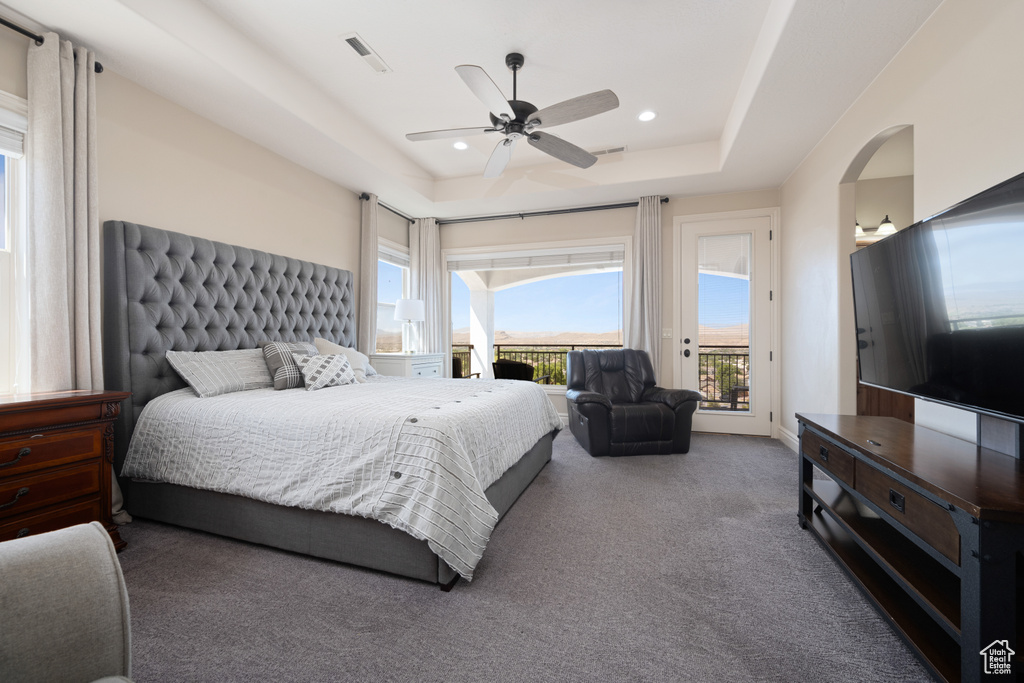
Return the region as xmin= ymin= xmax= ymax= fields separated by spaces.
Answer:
xmin=797 ymin=413 xmax=1024 ymax=683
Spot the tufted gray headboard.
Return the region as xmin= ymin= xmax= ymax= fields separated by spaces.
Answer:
xmin=102 ymin=220 xmax=356 ymax=476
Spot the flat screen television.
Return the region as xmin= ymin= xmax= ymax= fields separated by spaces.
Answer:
xmin=850 ymin=170 xmax=1024 ymax=424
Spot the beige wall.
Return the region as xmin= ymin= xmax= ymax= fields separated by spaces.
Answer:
xmin=0 ymin=31 xmax=359 ymax=271
xmin=377 ymin=206 xmax=410 ymax=247
xmin=441 ymin=189 xmax=779 ymax=387
xmin=779 ymin=0 xmax=1024 ymax=442
xmin=97 ymin=72 xmax=360 ymax=271
xmin=0 ymin=30 xmax=27 ymax=99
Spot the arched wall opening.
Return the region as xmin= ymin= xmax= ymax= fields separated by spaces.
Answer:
xmin=837 ymin=125 xmax=914 ymax=418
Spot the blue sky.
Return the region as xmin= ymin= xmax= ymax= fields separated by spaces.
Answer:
xmin=381 ymin=261 xmax=749 ymax=333
xmin=452 ymin=270 xmax=622 ymax=333
xmin=699 ymin=273 xmax=750 ymax=327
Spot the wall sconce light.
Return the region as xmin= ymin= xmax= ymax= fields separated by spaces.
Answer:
xmin=855 ymin=220 xmax=867 ymax=239
xmin=875 ymin=215 xmax=896 ymax=237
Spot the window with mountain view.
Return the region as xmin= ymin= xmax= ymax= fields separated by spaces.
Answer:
xmin=451 ymin=267 xmax=623 ymax=384
xmin=376 ymin=259 xmax=407 ymax=353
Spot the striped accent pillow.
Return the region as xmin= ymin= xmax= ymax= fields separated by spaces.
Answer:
xmin=260 ymin=341 xmax=319 ymax=390
xmin=292 ymin=353 xmax=356 ymax=391
xmin=166 ymin=349 xmax=274 ymax=398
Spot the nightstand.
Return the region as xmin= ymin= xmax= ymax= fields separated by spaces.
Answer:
xmin=0 ymin=390 xmax=130 ymax=549
xmin=369 ymin=352 xmax=445 ymax=378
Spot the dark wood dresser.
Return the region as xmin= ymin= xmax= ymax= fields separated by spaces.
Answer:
xmin=0 ymin=390 xmax=130 ymax=549
xmin=797 ymin=413 xmax=1024 ymax=683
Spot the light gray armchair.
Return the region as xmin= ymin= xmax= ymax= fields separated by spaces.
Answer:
xmin=0 ymin=522 xmax=132 ymax=683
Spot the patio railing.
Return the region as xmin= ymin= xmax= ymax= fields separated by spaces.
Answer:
xmin=451 ymin=343 xmax=751 ymax=407
xmin=494 ymin=344 xmax=621 ymax=385
xmin=698 ymin=346 xmax=750 ymax=411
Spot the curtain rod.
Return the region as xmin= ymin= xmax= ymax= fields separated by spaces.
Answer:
xmin=359 ymin=192 xmax=414 ymax=222
xmin=0 ymin=16 xmax=104 ymax=73
xmin=436 ymin=197 xmax=669 ymax=226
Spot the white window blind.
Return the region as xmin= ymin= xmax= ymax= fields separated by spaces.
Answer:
xmin=0 ymin=95 xmax=28 ymax=159
xmin=447 ymin=245 xmax=625 ymax=272
xmin=379 ymin=241 xmax=410 ymax=268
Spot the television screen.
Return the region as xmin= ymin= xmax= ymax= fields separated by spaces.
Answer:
xmin=851 ymin=171 xmax=1024 ymax=423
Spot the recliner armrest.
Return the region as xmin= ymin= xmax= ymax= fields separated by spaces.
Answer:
xmin=565 ymin=389 xmax=613 ymax=411
xmin=643 ymin=387 xmax=702 ymax=410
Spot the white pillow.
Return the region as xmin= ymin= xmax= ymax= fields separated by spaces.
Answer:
xmin=313 ymin=338 xmax=376 ymax=382
xmin=166 ymin=349 xmax=274 ymax=398
xmin=292 ymin=353 xmax=356 ymax=391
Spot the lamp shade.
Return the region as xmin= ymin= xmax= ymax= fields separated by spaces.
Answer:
xmin=394 ymin=298 xmax=425 ymax=322
xmin=875 ymin=215 xmax=896 ymax=237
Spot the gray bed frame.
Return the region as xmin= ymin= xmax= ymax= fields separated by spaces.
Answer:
xmin=102 ymin=220 xmax=553 ymax=588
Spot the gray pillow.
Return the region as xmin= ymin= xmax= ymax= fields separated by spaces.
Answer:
xmin=260 ymin=341 xmax=318 ymax=390
xmin=166 ymin=349 xmax=274 ymax=398
xmin=292 ymin=353 xmax=357 ymax=391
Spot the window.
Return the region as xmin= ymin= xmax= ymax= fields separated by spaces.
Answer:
xmin=0 ymin=90 xmax=28 ymax=394
xmin=449 ymin=242 xmax=627 ymax=384
xmin=376 ymin=239 xmax=409 ymax=353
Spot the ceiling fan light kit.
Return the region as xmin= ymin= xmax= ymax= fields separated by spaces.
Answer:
xmin=406 ymin=52 xmax=619 ymax=178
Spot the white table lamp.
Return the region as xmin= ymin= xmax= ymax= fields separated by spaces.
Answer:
xmin=394 ymin=298 xmax=425 ymax=353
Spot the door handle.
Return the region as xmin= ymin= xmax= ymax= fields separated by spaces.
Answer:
xmin=683 ymin=349 xmax=690 ymax=357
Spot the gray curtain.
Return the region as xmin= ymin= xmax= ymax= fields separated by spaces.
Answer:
xmin=28 ymin=34 xmax=129 ymax=523
xmin=626 ymin=196 xmax=663 ymax=378
xmin=409 ymin=218 xmax=450 ymax=365
xmin=357 ymin=193 xmax=378 ymax=355
xmin=27 ymin=33 xmax=102 ymax=391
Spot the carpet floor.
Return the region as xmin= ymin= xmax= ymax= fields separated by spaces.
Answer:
xmin=116 ymin=431 xmax=931 ymax=682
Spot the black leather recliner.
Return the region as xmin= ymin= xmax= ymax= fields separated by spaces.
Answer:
xmin=565 ymin=349 xmax=702 ymax=457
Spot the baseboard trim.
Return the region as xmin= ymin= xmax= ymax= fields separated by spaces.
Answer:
xmin=778 ymin=425 xmax=799 ymax=453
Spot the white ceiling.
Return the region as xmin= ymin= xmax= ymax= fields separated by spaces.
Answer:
xmin=1 ymin=0 xmax=943 ymax=218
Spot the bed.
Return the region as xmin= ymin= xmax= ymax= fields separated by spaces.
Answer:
xmin=102 ymin=220 xmax=560 ymax=588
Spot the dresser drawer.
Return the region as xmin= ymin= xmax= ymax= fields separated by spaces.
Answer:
xmin=855 ymin=460 xmax=960 ymax=564
xmin=0 ymin=498 xmax=103 ymax=541
xmin=412 ymin=364 xmax=440 ymax=378
xmin=0 ymin=428 xmax=103 ymax=477
xmin=0 ymin=463 xmax=101 ymax=520
xmin=801 ymin=429 xmax=855 ymax=486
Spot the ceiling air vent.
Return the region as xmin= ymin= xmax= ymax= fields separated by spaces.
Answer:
xmin=341 ymin=32 xmax=391 ymax=74
xmin=591 ymin=146 xmax=627 ymax=156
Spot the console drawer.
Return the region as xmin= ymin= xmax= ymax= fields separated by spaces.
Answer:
xmin=0 ymin=498 xmax=103 ymax=541
xmin=0 ymin=428 xmax=103 ymax=477
xmin=0 ymin=463 xmax=101 ymax=520
xmin=855 ymin=460 xmax=960 ymax=565
xmin=801 ymin=429 xmax=855 ymax=486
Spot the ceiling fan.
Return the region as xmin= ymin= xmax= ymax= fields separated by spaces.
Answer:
xmin=405 ymin=53 xmax=619 ymax=178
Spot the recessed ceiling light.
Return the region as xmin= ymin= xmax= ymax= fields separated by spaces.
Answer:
xmin=453 ymin=141 xmax=469 ymax=151
xmin=637 ymin=110 xmax=657 ymax=122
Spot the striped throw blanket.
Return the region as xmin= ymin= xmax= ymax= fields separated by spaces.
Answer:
xmin=122 ymin=376 xmax=562 ymax=579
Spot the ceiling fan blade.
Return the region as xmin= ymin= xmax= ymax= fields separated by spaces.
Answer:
xmin=527 ymin=132 xmax=597 ymax=169
xmin=529 ymin=90 xmax=619 ymax=129
xmin=406 ymin=127 xmax=497 ymax=142
xmin=484 ymin=138 xmax=516 ymax=178
xmin=455 ymin=65 xmax=515 ymax=120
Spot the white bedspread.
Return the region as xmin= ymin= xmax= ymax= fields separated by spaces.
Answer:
xmin=122 ymin=377 xmax=562 ymax=579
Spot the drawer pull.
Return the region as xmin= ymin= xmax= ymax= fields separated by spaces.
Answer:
xmin=889 ymin=489 xmax=906 ymax=514
xmin=0 ymin=487 xmax=30 ymax=510
xmin=819 ymin=445 xmax=829 ymax=462
xmin=0 ymin=448 xmax=30 ymax=469
xmin=16 ymin=528 xmax=30 ymax=538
